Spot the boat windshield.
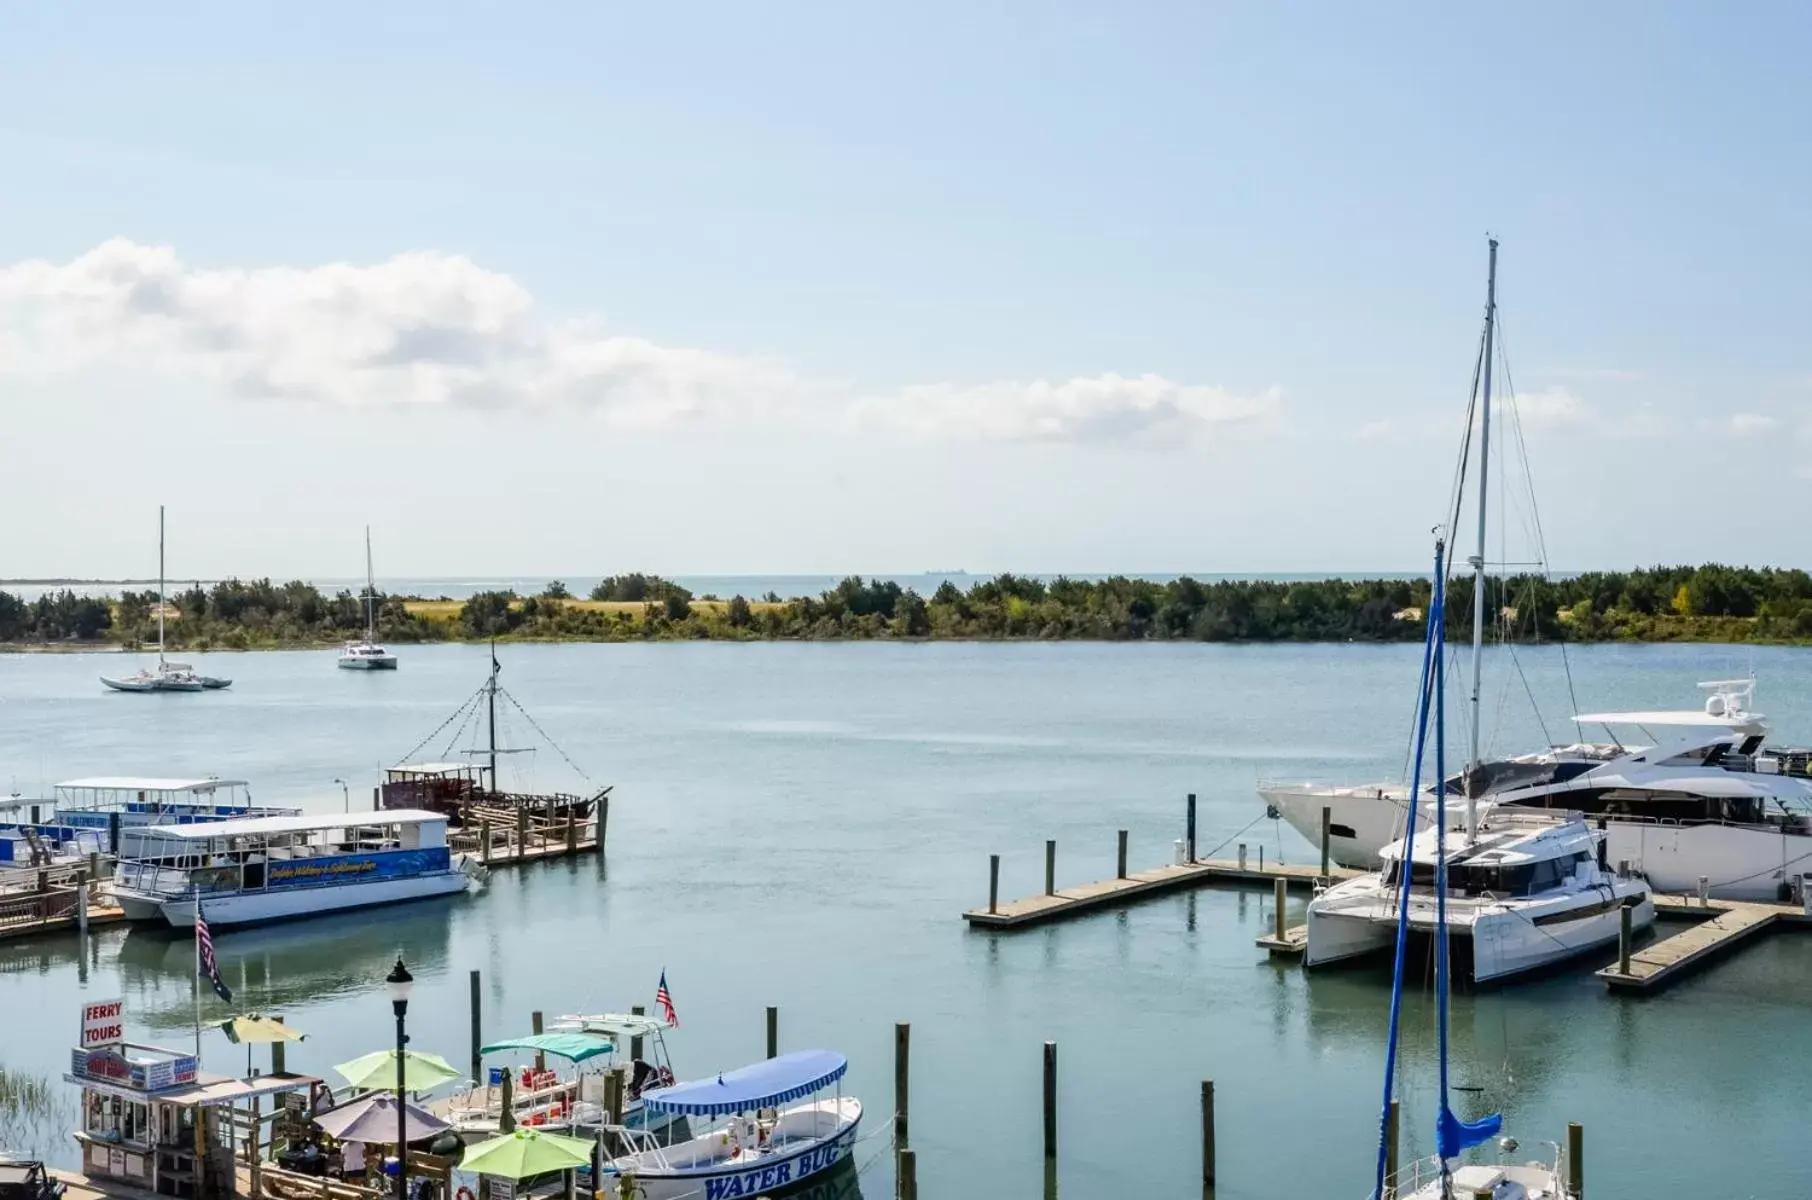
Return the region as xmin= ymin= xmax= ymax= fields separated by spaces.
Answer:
xmin=1384 ymin=850 xmax=1591 ymax=897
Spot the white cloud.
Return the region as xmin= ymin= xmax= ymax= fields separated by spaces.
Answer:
xmin=0 ymin=239 xmax=1283 ymax=446
xmin=0 ymin=238 xmax=802 ymax=425
xmin=853 ymin=373 xmax=1282 ymax=444
xmin=1508 ymin=387 xmax=1588 ymax=428
xmin=1727 ymin=412 xmax=1779 ymax=437
xmin=1548 ymin=366 xmax=1649 ymax=383
xmin=1357 ymin=418 xmax=1393 ymax=440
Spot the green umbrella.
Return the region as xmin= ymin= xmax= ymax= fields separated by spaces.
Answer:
xmin=458 ymin=1129 xmax=595 ymax=1180
xmin=334 ymin=1049 xmax=462 ymax=1093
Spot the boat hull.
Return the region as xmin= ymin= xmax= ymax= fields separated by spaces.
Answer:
xmin=605 ymin=1098 xmax=860 ymax=1200
xmin=338 ymin=657 xmax=398 ymax=670
xmin=132 ymin=872 xmax=468 ymax=929
xmin=1261 ymin=784 xmax=1428 ymax=870
xmin=101 ymin=676 xmax=205 ymax=693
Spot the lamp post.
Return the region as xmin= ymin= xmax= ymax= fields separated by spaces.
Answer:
xmin=334 ymin=779 xmax=350 ymax=813
xmin=386 ymin=956 xmax=414 ymax=1200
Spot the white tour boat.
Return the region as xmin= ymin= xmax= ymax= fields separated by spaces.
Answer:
xmin=0 ymin=777 xmax=298 ymax=863
xmin=1267 ymin=678 xmax=1812 ymax=901
xmin=338 ymin=526 xmax=398 ymax=670
xmin=109 ymin=809 xmax=484 ymax=928
xmin=601 ymin=1050 xmax=861 ymax=1200
xmin=102 ymin=505 xmax=231 ymax=693
xmin=1306 ymin=808 xmax=1655 ymax=982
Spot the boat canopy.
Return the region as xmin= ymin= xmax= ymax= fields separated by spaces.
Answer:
xmin=56 ymin=777 xmax=249 ymax=794
xmin=563 ymin=1013 xmax=671 ymax=1039
xmin=150 ymin=809 xmax=447 ymax=839
xmin=640 ymin=1050 xmax=847 ymax=1117
xmin=481 ymin=1033 xmax=615 ymax=1063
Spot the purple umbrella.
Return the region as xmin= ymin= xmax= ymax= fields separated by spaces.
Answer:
xmin=314 ymin=1093 xmax=451 ymax=1145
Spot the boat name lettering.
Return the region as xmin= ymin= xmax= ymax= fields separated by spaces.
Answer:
xmin=267 ymin=858 xmax=382 ymax=882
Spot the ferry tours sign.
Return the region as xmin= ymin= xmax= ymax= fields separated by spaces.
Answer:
xmin=80 ymin=998 xmax=125 ymax=1049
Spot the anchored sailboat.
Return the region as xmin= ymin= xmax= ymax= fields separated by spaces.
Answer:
xmin=338 ymin=526 xmax=398 ymax=669
xmin=101 ymin=506 xmax=231 ymax=693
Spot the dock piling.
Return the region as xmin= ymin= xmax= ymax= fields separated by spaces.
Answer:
xmin=1045 ymin=840 xmax=1056 ymax=896
xmin=895 ymin=1022 xmax=910 ymax=1154
xmin=898 ymin=1147 xmax=918 ymax=1200
xmin=1319 ymin=806 xmax=1331 ymax=880
xmin=603 ymin=1068 xmax=623 ymax=1125
xmin=565 ymin=811 xmax=577 ymax=854
xmin=766 ymin=1005 xmax=778 ymax=1059
xmin=271 ymin=1013 xmax=286 ymax=1075
xmin=371 ymin=785 xmax=379 ymax=810
xmin=107 ymin=811 xmax=120 ymax=855
xmin=480 ymin=819 xmax=492 ymax=865
xmin=599 ymin=792 xmax=610 ymax=850
xmin=1186 ymin=793 xmax=1197 ymax=862
xmin=630 ymin=1004 xmax=646 ymax=1061
xmin=1258 ymin=845 xmax=1264 ymax=872
xmin=1274 ymin=877 xmax=1287 ymax=942
xmin=517 ymin=807 xmax=529 ymax=861
xmin=76 ymin=878 xmax=89 ymax=935
xmin=988 ymin=855 xmax=1000 ymax=914
xmin=1567 ymin=1122 xmax=1583 ymax=1198
xmin=1618 ymin=905 xmax=1632 ymax=975
xmin=532 ymin=1011 xmax=546 ymax=1070
xmin=1384 ymin=1098 xmax=1399 ymax=1199
xmin=1698 ymin=876 xmax=1710 ymax=906
xmin=1041 ymin=1041 xmax=1057 ymax=1189
xmin=499 ymin=1071 xmax=516 ymax=1133
xmin=1200 ymin=1079 xmax=1215 ymax=1194
xmin=468 ymin=971 xmax=482 ymax=1082
xmin=1238 ymin=843 xmax=1247 ymax=871
xmin=1116 ymin=830 xmax=1128 ymax=880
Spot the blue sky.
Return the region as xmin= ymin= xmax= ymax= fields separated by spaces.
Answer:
xmin=3 ymin=3 xmax=1809 ymax=578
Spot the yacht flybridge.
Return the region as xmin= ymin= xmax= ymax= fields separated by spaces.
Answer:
xmin=1267 ymin=678 xmax=1812 ymax=901
xmin=102 ymin=505 xmax=231 ymax=692
xmin=338 ymin=526 xmax=397 ymax=670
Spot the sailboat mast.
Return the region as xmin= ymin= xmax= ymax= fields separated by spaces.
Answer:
xmin=364 ymin=526 xmax=376 ymax=641
xmin=486 ymin=642 xmax=498 ymax=792
xmin=1466 ymin=237 xmax=1499 ymax=840
xmin=157 ymin=504 xmax=166 ymax=666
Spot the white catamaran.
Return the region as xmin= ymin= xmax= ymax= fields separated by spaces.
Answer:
xmin=101 ymin=505 xmax=230 ymax=693
xmin=338 ymin=525 xmax=398 ymax=670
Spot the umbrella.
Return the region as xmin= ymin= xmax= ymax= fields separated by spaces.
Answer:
xmin=314 ymin=1093 xmax=451 ymax=1145
xmin=334 ymin=1050 xmax=462 ymax=1093
xmin=221 ymin=1013 xmax=306 ymax=1077
xmin=458 ymin=1129 xmax=595 ymax=1180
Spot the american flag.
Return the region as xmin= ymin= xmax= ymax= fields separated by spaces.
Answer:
xmin=655 ymin=970 xmax=678 ymax=1027
xmin=196 ymin=907 xmax=233 ymax=1003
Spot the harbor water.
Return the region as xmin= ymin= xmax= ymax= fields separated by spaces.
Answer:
xmin=2 ymin=641 xmax=1808 ymax=1198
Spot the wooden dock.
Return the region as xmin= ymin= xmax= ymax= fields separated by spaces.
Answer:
xmin=448 ymin=803 xmax=603 ymax=868
xmin=963 ymin=857 xmax=1355 ymax=930
xmin=0 ymin=865 xmax=124 ymax=941
xmin=1597 ymin=894 xmax=1811 ymax=992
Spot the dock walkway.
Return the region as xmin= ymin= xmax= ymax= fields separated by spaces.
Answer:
xmin=1597 ymin=894 xmax=1810 ymax=992
xmin=0 ymin=866 xmax=124 ymax=941
xmin=963 ymin=857 xmax=1356 ymax=930
xmin=448 ymin=803 xmax=603 ymax=868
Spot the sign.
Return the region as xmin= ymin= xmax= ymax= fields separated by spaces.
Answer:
xmin=81 ymin=998 xmax=126 ymax=1049
xmin=70 ymin=1046 xmax=200 ymax=1094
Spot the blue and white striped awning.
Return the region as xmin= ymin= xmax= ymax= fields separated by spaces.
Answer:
xmin=639 ymin=1050 xmax=847 ymax=1117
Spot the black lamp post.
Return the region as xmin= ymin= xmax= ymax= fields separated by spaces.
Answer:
xmin=386 ymin=956 xmax=414 ymax=1200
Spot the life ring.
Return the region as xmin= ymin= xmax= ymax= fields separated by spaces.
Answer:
xmin=456 ymin=1187 xmax=475 ymax=1200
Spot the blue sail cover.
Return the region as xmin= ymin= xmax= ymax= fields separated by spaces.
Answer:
xmin=640 ymin=1050 xmax=847 ymax=1116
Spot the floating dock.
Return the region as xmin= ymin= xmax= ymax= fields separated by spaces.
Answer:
xmin=962 ymin=857 xmax=1349 ymax=930
xmin=1596 ymin=894 xmax=1811 ymax=993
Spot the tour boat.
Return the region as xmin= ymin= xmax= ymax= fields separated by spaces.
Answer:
xmin=102 ymin=506 xmax=231 ymax=693
xmin=599 ymin=1051 xmax=861 ymax=1200
xmin=338 ymin=526 xmax=398 ymax=670
xmin=0 ymin=777 xmax=298 ymax=862
xmin=109 ymin=809 xmax=484 ymax=928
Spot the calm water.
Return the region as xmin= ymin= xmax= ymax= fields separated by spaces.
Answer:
xmin=2 ymin=641 xmax=1808 ymax=1198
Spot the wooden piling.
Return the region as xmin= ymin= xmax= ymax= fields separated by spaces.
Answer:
xmin=1200 ymin=1079 xmax=1215 ymax=1193
xmin=630 ymin=1004 xmax=646 ymax=1061
xmin=517 ymin=807 xmax=529 ymax=861
xmin=1042 ymin=1041 xmax=1057 ymax=1168
xmin=469 ymin=970 xmax=483 ymax=1083
xmin=480 ymin=819 xmax=492 ymax=865
xmin=598 ymin=792 xmax=610 ymax=850
xmin=1045 ymin=839 xmax=1056 ymax=896
xmin=1384 ymin=1098 xmax=1399 ymax=1199
xmin=603 ymin=1069 xmax=624 ymax=1125
xmin=371 ymin=786 xmax=379 ymax=810
xmin=1618 ymin=904 xmax=1632 ymax=975
xmin=1116 ymin=830 xmax=1128 ymax=880
xmin=1258 ymin=845 xmax=1264 ymax=872
xmin=271 ymin=1013 xmax=287 ymax=1076
xmin=1237 ymin=842 xmax=1247 ymax=870
xmin=1320 ymin=806 xmax=1331 ymax=879
xmin=1567 ymin=1121 xmax=1583 ymax=1198
xmin=566 ymin=811 xmax=577 ymax=854
xmin=1186 ymin=793 xmax=1197 ymax=862
xmin=532 ymin=1011 xmax=546 ymax=1070
xmin=898 ymin=1147 xmax=917 ymax=1200
xmin=499 ymin=1071 xmax=516 ymax=1133
xmin=77 ymin=879 xmax=89 ymax=935
xmin=895 ymin=1022 xmax=910 ymax=1153
xmin=988 ymin=854 xmax=1000 ymax=914
xmin=1274 ymin=877 xmax=1287 ymax=942
xmin=766 ymin=1005 xmax=778 ymax=1059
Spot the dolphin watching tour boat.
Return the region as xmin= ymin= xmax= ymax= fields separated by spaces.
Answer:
xmin=600 ymin=1050 xmax=861 ymax=1200
xmin=0 ymin=777 xmax=298 ymax=864
xmin=108 ymin=809 xmax=485 ymax=929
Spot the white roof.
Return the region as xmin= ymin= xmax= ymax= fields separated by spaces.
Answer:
xmin=1572 ymin=710 xmax=1760 ymax=729
xmin=56 ymin=777 xmax=249 ymax=793
xmin=151 ymin=809 xmax=447 ymax=840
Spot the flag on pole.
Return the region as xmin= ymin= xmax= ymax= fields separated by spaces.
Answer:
xmin=655 ymin=970 xmax=678 ymax=1027
xmin=196 ymin=908 xmax=233 ymax=1003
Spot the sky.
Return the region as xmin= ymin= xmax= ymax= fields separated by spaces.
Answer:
xmin=3 ymin=3 xmax=1811 ymax=580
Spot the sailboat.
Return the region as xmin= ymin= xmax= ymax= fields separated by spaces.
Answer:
xmin=338 ymin=526 xmax=398 ymax=669
xmin=1370 ymin=534 xmax=1574 ymax=1200
xmin=101 ymin=506 xmax=231 ymax=693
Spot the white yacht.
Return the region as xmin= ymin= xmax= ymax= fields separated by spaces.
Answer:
xmin=110 ymin=809 xmax=484 ymax=928
xmin=101 ymin=505 xmax=231 ymax=692
xmin=1306 ymin=808 xmax=1655 ymax=982
xmin=338 ymin=526 xmax=398 ymax=670
xmin=1267 ymin=678 xmax=1812 ymax=901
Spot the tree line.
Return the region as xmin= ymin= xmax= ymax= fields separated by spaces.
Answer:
xmin=3 ymin=564 xmax=1812 ymax=646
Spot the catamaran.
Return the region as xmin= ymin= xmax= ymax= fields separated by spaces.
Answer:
xmin=108 ymin=809 xmax=485 ymax=928
xmin=599 ymin=1050 xmax=861 ymax=1200
xmin=101 ymin=505 xmax=231 ymax=693
xmin=338 ymin=526 xmax=397 ymax=670
xmin=0 ymin=778 xmax=298 ymax=863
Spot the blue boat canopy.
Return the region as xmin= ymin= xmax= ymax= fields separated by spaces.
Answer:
xmin=640 ymin=1050 xmax=847 ymax=1117
xmin=480 ymin=1032 xmax=615 ymax=1063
